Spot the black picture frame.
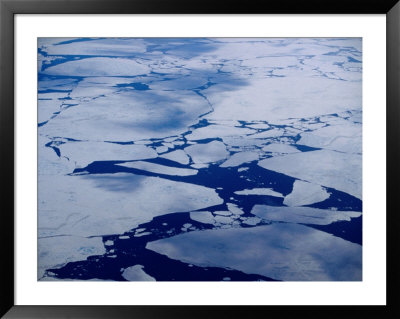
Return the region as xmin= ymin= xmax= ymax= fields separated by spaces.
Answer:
xmin=1 ymin=0 xmax=399 ymax=318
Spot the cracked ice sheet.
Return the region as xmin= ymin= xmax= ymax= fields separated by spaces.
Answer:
xmin=234 ymin=188 xmax=283 ymax=197
xmin=258 ymin=150 xmax=362 ymax=199
xmin=116 ymin=161 xmax=198 ymax=176
xmin=58 ymin=141 xmax=157 ymax=169
xmin=38 ymin=235 xmax=105 ymax=279
xmin=186 ymin=125 xmax=254 ymax=141
xmin=284 ymin=180 xmax=330 ymax=207
xmin=262 ymin=143 xmax=300 ymax=154
xmin=184 ymin=140 xmax=229 ymax=164
xmin=203 ymin=77 xmax=361 ymax=122
xmin=251 ymin=205 xmax=361 ymax=225
xmin=40 ymin=89 xmax=211 ymax=142
xmin=297 ymin=123 xmax=362 ymax=154
xmin=42 ymin=57 xmax=150 ymax=77
xmin=146 ymin=223 xmax=362 ymax=281
xmin=39 ymin=38 xmax=148 ymax=56
xmin=121 ymin=265 xmax=156 ymax=281
xmin=220 ymin=151 xmax=259 ymax=168
xmin=160 ymin=150 xmax=190 ymax=165
xmin=38 ymin=173 xmax=223 ymax=238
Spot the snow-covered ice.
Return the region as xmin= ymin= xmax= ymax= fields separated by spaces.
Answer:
xmin=284 ymin=180 xmax=330 ymax=206
xmin=121 ymin=265 xmax=156 ymax=281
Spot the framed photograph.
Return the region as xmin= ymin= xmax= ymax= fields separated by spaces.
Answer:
xmin=1 ymin=0 xmax=399 ymax=318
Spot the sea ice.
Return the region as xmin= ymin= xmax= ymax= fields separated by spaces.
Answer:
xmin=258 ymin=150 xmax=362 ymax=199
xmin=234 ymin=188 xmax=283 ymax=197
xmin=160 ymin=150 xmax=190 ymax=165
xmin=251 ymin=205 xmax=361 ymax=225
xmin=117 ymin=161 xmax=198 ymax=176
xmin=121 ymin=265 xmax=156 ymax=281
xmin=189 ymin=211 xmax=215 ymax=225
xmin=184 ymin=140 xmax=229 ymax=164
xmin=220 ymin=151 xmax=259 ymax=168
xmin=146 ymin=223 xmax=362 ymax=281
xmin=283 ymin=180 xmax=330 ymax=206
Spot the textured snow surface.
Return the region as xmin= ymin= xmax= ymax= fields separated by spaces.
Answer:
xmin=147 ymin=223 xmax=362 ymax=281
xmin=184 ymin=140 xmax=229 ymax=164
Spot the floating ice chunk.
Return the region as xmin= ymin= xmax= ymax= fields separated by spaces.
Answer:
xmin=121 ymin=265 xmax=156 ymax=281
xmin=226 ymin=203 xmax=245 ymax=215
xmin=117 ymin=161 xmax=198 ymax=176
xmin=297 ymin=123 xmax=362 ymax=154
xmin=43 ymin=57 xmax=150 ymax=77
xmin=284 ymin=180 xmax=330 ymax=206
xmin=220 ymin=151 xmax=259 ymax=168
xmin=251 ymin=205 xmax=361 ymax=225
xmin=104 ymin=240 xmax=113 ymax=246
xmin=156 ymin=146 xmax=169 ymax=154
xmin=38 ymin=173 xmax=223 ymax=237
xmin=222 ymin=136 xmax=266 ymax=147
xmin=38 ymin=236 xmax=105 ymax=279
xmin=190 ymin=211 xmax=215 ymax=225
xmin=190 ymin=163 xmax=209 ymax=169
xmin=186 ymin=125 xmax=254 ymax=141
xmin=234 ymin=188 xmax=283 ymax=197
xmin=134 ymin=232 xmax=151 ymax=237
xmin=58 ymin=141 xmax=157 ymax=169
xmin=242 ymin=217 xmax=261 ymax=226
xmin=237 ymin=167 xmax=249 ymax=172
xmin=184 ymin=141 xmax=229 ymax=164
xmin=146 ymin=223 xmax=362 ymax=281
xmin=262 ymin=143 xmax=300 ymax=154
xmin=214 ymin=211 xmax=232 ymax=216
xmin=214 ymin=215 xmax=233 ymax=224
xmin=160 ymin=150 xmax=190 ymax=165
xmin=258 ymin=150 xmax=362 ymax=199
xmin=119 ymin=236 xmax=130 ymax=240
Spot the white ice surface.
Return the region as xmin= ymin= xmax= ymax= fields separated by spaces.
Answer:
xmin=234 ymin=188 xmax=283 ymax=197
xmin=58 ymin=142 xmax=157 ymax=169
xmin=189 ymin=211 xmax=215 ymax=225
xmin=220 ymin=151 xmax=259 ymax=168
xmin=262 ymin=143 xmax=300 ymax=154
xmin=38 ymin=173 xmax=223 ymax=237
xmin=203 ymin=77 xmax=361 ymax=122
xmin=186 ymin=125 xmax=254 ymax=141
xmin=121 ymin=265 xmax=156 ymax=281
xmin=146 ymin=223 xmax=362 ymax=281
xmin=43 ymin=57 xmax=150 ymax=77
xmin=258 ymin=150 xmax=362 ymax=199
xmin=184 ymin=140 xmax=229 ymax=164
xmin=251 ymin=205 xmax=361 ymax=225
xmin=297 ymin=123 xmax=362 ymax=154
xmin=38 ymin=235 xmax=105 ymax=279
xmin=116 ymin=161 xmax=198 ymax=176
xmin=160 ymin=150 xmax=190 ymax=165
xmin=226 ymin=203 xmax=245 ymax=215
xmin=284 ymin=180 xmax=330 ymax=207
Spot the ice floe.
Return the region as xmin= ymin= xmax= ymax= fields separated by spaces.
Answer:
xmin=116 ymin=161 xmax=198 ymax=176
xmin=284 ymin=180 xmax=330 ymax=206
xmin=234 ymin=188 xmax=283 ymax=197
xmin=38 ymin=173 xmax=223 ymax=237
xmin=121 ymin=265 xmax=156 ymax=281
xmin=184 ymin=140 xmax=229 ymax=164
xmin=146 ymin=223 xmax=362 ymax=281
xmin=251 ymin=205 xmax=361 ymax=225
xmin=220 ymin=151 xmax=259 ymax=168
xmin=38 ymin=235 xmax=105 ymax=279
xmin=160 ymin=150 xmax=190 ymax=165
xmin=258 ymin=150 xmax=362 ymax=199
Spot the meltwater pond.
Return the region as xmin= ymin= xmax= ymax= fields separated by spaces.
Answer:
xmin=38 ymin=37 xmax=362 ymax=281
